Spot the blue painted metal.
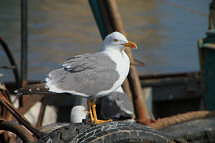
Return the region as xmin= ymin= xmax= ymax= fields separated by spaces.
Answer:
xmin=198 ymin=30 xmax=215 ymax=110
xmin=88 ymin=0 xmax=108 ymax=39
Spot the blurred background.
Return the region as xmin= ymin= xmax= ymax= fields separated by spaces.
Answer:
xmin=0 ymin=0 xmax=210 ymax=82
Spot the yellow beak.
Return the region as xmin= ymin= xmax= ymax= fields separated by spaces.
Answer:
xmin=123 ymin=41 xmax=137 ymax=49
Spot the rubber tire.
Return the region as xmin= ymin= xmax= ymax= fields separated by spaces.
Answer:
xmin=39 ymin=121 xmax=175 ymax=143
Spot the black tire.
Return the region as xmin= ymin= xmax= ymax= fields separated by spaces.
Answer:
xmin=39 ymin=121 xmax=175 ymax=143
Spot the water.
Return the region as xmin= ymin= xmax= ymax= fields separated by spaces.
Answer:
xmin=0 ymin=0 xmax=210 ymax=82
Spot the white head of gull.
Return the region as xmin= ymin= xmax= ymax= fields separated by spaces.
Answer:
xmin=45 ymin=31 xmax=137 ymax=124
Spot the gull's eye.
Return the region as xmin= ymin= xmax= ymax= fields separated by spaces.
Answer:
xmin=113 ymin=39 xmax=119 ymax=42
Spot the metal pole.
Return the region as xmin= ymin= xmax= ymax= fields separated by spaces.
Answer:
xmin=89 ymin=0 xmax=152 ymax=124
xmin=88 ymin=0 xmax=108 ymax=39
xmin=89 ymin=0 xmax=133 ymax=97
xmin=106 ymin=0 xmax=153 ymax=124
xmin=20 ymin=0 xmax=28 ymax=87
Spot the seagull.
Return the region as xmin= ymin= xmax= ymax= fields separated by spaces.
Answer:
xmin=16 ymin=32 xmax=137 ymax=124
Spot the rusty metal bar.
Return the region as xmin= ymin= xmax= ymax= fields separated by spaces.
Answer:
xmin=15 ymin=83 xmax=47 ymax=115
xmin=36 ymin=102 xmax=46 ymax=128
xmin=149 ymin=110 xmax=215 ymax=129
xmin=89 ymin=0 xmax=133 ymax=97
xmin=0 ymin=89 xmax=12 ymax=121
xmin=0 ymin=92 xmax=44 ymax=139
xmin=100 ymin=0 xmax=133 ymax=98
xmin=18 ymin=94 xmax=45 ymax=115
xmin=0 ymin=120 xmax=35 ymax=142
xmin=104 ymin=0 xmax=152 ymax=124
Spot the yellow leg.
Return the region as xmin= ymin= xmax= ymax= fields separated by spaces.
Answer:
xmin=91 ymin=103 xmax=112 ymax=124
xmin=88 ymin=100 xmax=112 ymax=124
xmin=88 ymin=100 xmax=94 ymax=122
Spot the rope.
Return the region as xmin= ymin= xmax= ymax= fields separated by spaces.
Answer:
xmin=149 ymin=110 xmax=215 ymax=129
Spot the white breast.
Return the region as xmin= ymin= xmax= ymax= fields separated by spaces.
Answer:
xmin=97 ymin=50 xmax=130 ymax=95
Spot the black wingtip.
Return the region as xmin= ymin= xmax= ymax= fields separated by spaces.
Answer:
xmin=14 ymin=87 xmax=57 ymax=96
xmin=14 ymin=88 xmax=29 ymax=96
xmin=13 ymin=82 xmax=50 ymax=96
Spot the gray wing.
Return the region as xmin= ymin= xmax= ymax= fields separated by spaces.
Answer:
xmin=62 ymin=54 xmax=96 ymax=73
xmin=46 ymin=52 xmax=119 ymax=96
